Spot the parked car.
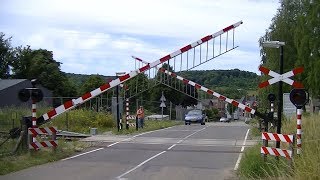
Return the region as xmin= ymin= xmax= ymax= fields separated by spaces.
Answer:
xmin=185 ymin=109 xmax=206 ymax=125
xmin=219 ymin=114 xmax=231 ymax=123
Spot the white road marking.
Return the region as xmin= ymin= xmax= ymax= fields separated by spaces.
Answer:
xmin=167 ymin=126 xmax=208 ymax=150
xmin=116 ymin=125 xmax=210 ymax=178
xmin=62 ymin=126 xmax=176 ymax=161
xmin=61 ymin=148 xmax=104 ymax=161
xmin=234 ymin=128 xmax=250 ymax=170
xmin=108 ymin=126 xmax=175 ymax=147
xmin=167 ymin=144 xmax=176 ymax=150
xmin=116 ymin=151 xmax=167 ymax=179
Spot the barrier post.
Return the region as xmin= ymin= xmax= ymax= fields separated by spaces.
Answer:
xmin=297 ymin=108 xmax=302 ymax=155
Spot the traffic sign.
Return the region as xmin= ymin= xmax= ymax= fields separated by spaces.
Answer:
xmin=160 ymin=94 xmax=166 ymax=101
xmin=160 ymin=102 xmax=166 ymax=108
xmin=259 ymin=66 xmax=304 ymax=88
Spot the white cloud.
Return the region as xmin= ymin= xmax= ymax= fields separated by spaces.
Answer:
xmin=0 ymin=0 xmax=279 ymax=75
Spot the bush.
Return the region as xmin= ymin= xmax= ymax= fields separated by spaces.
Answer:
xmin=238 ymin=114 xmax=320 ymax=180
xmin=50 ymin=109 xmax=114 ymax=133
xmin=205 ymin=108 xmax=219 ymax=121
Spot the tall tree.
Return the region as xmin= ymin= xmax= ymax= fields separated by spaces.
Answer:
xmin=11 ymin=48 xmax=77 ymax=97
xmin=0 ymin=32 xmax=14 ymax=78
xmin=258 ymin=0 xmax=303 ymax=110
xmin=294 ymin=1 xmax=320 ymax=96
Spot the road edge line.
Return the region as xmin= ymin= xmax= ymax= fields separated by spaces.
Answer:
xmin=61 ymin=147 xmax=104 ymax=161
xmin=234 ymin=128 xmax=250 ymax=170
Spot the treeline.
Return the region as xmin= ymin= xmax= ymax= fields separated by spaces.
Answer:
xmin=0 ymin=32 xmax=77 ymax=97
xmin=258 ymin=0 xmax=320 ymax=109
xmin=179 ymin=69 xmax=258 ymax=99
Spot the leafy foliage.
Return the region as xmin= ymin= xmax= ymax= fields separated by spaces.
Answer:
xmin=259 ymin=0 xmax=320 ymax=110
xmin=0 ymin=33 xmax=14 ymax=78
xmin=179 ymin=69 xmax=258 ymax=99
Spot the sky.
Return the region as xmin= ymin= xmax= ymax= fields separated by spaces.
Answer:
xmin=0 ymin=0 xmax=279 ymax=76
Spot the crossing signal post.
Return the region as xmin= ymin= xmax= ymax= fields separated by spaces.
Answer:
xmin=18 ymin=79 xmax=44 ymax=150
xmin=258 ymin=62 xmax=304 ymax=150
xmin=290 ymin=88 xmax=308 ymax=155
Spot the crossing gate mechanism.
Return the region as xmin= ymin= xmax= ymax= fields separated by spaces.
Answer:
xmin=158 ymin=68 xmax=266 ymax=119
xmin=36 ymin=21 xmax=243 ymax=126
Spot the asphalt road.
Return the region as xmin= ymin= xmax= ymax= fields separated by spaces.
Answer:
xmin=1 ymin=121 xmax=251 ymax=180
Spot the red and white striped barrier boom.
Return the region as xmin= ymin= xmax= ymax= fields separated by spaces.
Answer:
xmin=261 ymin=146 xmax=292 ymax=159
xmin=132 ymin=56 xmax=150 ymax=65
xmin=158 ymin=68 xmax=265 ymax=118
xmin=259 ymin=66 xmax=304 ymax=88
xmin=37 ymin=21 xmax=243 ymax=125
xmin=262 ymin=132 xmax=294 ymax=143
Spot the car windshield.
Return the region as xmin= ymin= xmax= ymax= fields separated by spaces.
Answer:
xmin=187 ymin=110 xmax=202 ymax=115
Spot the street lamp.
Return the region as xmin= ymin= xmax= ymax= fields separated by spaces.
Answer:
xmin=262 ymin=40 xmax=285 ymax=149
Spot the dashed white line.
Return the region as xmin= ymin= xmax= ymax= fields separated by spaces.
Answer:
xmin=61 ymin=148 xmax=104 ymax=161
xmin=167 ymin=144 xmax=176 ymax=150
xmin=167 ymin=126 xmax=208 ymax=150
xmin=61 ymin=126 xmax=176 ymax=161
xmin=116 ymin=151 xmax=167 ymax=179
xmin=234 ymin=128 xmax=250 ymax=170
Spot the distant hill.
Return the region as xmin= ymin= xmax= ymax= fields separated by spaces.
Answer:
xmin=178 ymin=69 xmax=259 ymax=98
xmin=179 ymin=69 xmax=259 ymax=90
xmin=66 ymin=73 xmax=116 ymax=88
xmin=66 ymin=69 xmax=259 ymax=98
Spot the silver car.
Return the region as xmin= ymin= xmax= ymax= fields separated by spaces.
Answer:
xmin=184 ymin=109 xmax=206 ymax=125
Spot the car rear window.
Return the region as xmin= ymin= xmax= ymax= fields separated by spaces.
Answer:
xmin=187 ymin=110 xmax=202 ymax=115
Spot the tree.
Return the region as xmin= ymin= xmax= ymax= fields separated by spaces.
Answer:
xmin=0 ymin=32 xmax=14 ymax=78
xmin=11 ymin=48 xmax=77 ymax=97
xmin=80 ymin=75 xmax=106 ymax=94
xmin=294 ymin=1 xmax=320 ymax=96
xmin=258 ymin=0 xmax=303 ymax=110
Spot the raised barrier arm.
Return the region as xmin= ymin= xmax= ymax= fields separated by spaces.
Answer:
xmin=37 ymin=21 xmax=243 ymax=125
xmin=158 ymin=68 xmax=266 ymax=119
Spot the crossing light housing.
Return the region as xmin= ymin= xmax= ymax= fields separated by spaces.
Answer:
xmin=18 ymin=89 xmax=30 ymax=102
xmin=290 ymin=89 xmax=308 ymax=108
xmin=267 ymin=93 xmax=276 ymax=102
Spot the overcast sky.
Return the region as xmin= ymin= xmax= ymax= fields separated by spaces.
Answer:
xmin=0 ymin=0 xmax=279 ymax=76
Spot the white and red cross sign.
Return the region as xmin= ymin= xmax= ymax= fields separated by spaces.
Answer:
xmin=259 ymin=66 xmax=304 ymax=89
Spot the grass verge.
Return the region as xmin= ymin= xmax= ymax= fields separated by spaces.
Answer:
xmin=0 ymin=140 xmax=90 ymax=175
xmin=0 ymin=113 xmax=182 ymax=175
xmin=238 ymin=114 xmax=320 ymax=179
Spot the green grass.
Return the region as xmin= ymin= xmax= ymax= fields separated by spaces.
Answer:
xmin=238 ymin=114 xmax=320 ymax=179
xmin=0 ymin=140 xmax=90 ymax=175
xmin=0 ymin=107 xmax=182 ymax=175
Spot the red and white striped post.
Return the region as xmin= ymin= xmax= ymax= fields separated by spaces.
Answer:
xmin=297 ymin=108 xmax=302 ymax=155
xmin=125 ymin=86 xmax=130 ymax=130
xmin=32 ymin=99 xmax=37 ymax=144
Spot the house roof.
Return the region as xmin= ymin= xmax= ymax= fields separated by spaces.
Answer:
xmin=0 ymin=79 xmax=27 ymax=91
